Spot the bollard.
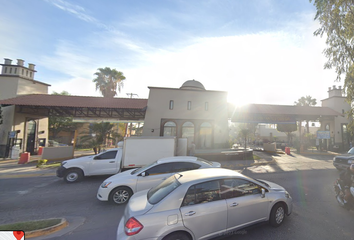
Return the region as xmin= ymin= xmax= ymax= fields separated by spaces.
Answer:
xmin=18 ymin=152 xmax=30 ymax=164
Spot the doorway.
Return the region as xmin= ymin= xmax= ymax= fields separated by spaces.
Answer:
xmin=26 ymin=120 xmax=37 ymax=154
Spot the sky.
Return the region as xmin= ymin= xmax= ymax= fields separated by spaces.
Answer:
xmin=0 ymin=0 xmax=341 ymax=107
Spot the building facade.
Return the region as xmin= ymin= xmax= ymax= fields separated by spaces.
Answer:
xmin=0 ymin=58 xmax=50 ymax=155
xmin=142 ymin=80 xmax=229 ymax=149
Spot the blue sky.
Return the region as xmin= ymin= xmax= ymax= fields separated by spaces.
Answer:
xmin=0 ymin=0 xmax=339 ymax=106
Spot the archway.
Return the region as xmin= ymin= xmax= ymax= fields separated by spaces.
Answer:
xmin=200 ymin=122 xmax=212 ymax=148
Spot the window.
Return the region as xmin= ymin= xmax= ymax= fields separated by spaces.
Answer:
xmin=163 ymin=121 xmax=177 ymax=136
xmin=182 ymin=180 xmax=221 ymax=206
xmin=9 ymin=68 xmax=12 ymax=74
xmin=169 ymin=100 xmax=174 ymax=110
xmin=148 ymin=175 xmax=181 ymax=205
xmin=145 ymin=163 xmax=174 ymax=175
xmin=22 ymin=69 xmax=24 ymax=75
xmin=26 ymin=70 xmax=28 ymax=76
xmin=342 ymin=109 xmax=345 ymax=114
xmin=220 ymin=178 xmax=263 ymax=199
xmin=30 ymin=72 xmax=32 ymax=78
xmin=4 ymin=67 xmax=7 ymax=73
xmin=187 ymin=101 xmax=191 ymax=110
xmin=173 ymin=162 xmax=200 ymax=172
xmin=14 ymin=68 xmax=17 ymax=74
xmin=94 ymin=150 xmax=117 ymax=160
xmin=205 ymin=102 xmax=208 ymax=111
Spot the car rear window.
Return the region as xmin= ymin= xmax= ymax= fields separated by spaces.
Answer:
xmin=147 ymin=175 xmax=181 ymax=205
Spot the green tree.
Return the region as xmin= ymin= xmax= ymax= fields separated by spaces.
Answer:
xmin=277 ymin=123 xmax=297 ymax=145
xmin=49 ymin=91 xmax=80 ymax=140
xmin=93 ymin=67 xmax=126 ymax=98
xmin=80 ymin=122 xmax=115 ymax=154
xmin=310 ymin=0 xmax=354 ymax=132
xmin=294 ymin=95 xmax=317 ymax=133
xmin=237 ymin=124 xmax=252 ymax=150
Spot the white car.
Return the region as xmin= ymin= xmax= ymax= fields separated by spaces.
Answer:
xmin=97 ymin=156 xmax=221 ymax=205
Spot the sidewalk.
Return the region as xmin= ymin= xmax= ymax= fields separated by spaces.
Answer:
xmin=0 ymin=150 xmax=94 ymax=179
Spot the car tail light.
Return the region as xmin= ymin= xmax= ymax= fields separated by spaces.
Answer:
xmin=125 ymin=217 xmax=144 ymax=236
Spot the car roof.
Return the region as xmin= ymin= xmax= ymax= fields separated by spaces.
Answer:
xmin=156 ymin=156 xmax=198 ymax=164
xmin=175 ymin=168 xmax=244 ymax=184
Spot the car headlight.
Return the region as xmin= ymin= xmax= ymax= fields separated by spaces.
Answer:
xmin=101 ymin=182 xmax=112 ymax=188
xmin=61 ymin=161 xmax=67 ymax=166
xmin=285 ymin=191 xmax=290 ymax=198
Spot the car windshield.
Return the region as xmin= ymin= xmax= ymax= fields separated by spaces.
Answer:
xmin=347 ymin=147 xmax=354 ymax=154
xmin=131 ymin=161 xmax=157 ymax=175
xmin=147 ymin=175 xmax=181 ymax=205
xmin=196 ymin=158 xmax=213 ymax=166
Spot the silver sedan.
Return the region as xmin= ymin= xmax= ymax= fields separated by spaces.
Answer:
xmin=117 ymin=168 xmax=292 ymax=240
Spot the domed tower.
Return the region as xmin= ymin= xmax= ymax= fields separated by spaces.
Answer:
xmin=180 ymin=80 xmax=206 ymax=91
xmin=143 ymin=79 xmax=229 ymax=150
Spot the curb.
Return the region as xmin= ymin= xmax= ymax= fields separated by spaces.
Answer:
xmin=0 ymin=172 xmax=56 ymax=179
xmin=26 ymin=218 xmax=68 ymax=239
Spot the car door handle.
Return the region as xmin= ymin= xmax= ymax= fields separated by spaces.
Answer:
xmin=109 ymin=161 xmax=115 ymax=163
xmin=184 ymin=211 xmax=196 ymax=216
xmin=230 ymin=202 xmax=238 ymax=207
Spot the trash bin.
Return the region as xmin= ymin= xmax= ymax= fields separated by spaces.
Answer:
xmin=18 ymin=152 xmax=30 ymax=164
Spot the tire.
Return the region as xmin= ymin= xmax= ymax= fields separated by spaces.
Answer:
xmin=109 ymin=187 xmax=133 ymax=205
xmin=64 ymin=169 xmax=83 ymax=183
xmin=163 ymin=232 xmax=191 ymax=240
xmin=269 ymin=203 xmax=286 ymax=227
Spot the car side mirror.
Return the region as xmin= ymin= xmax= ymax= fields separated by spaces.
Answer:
xmin=141 ymin=172 xmax=146 ymax=177
xmin=261 ymin=188 xmax=266 ymax=198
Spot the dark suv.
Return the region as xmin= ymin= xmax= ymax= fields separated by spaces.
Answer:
xmin=333 ymin=147 xmax=354 ymax=170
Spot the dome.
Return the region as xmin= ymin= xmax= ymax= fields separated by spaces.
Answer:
xmin=180 ymin=80 xmax=205 ymax=90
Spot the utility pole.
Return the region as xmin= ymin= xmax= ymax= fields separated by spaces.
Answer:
xmin=125 ymin=93 xmax=139 ymax=137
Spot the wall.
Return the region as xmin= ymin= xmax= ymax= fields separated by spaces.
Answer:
xmin=143 ymin=87 xmax=229 ymax=147
xmin=17 ymin=78 xmax=48 ymax=94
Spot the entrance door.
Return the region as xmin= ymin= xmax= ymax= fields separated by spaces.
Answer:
xmin=26 ymin=120 xmax=36 ymax=154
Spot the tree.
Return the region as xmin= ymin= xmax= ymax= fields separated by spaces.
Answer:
xmin=80 ymin=122 xmax=114 ymax=154
xmin=294 ymin=95 xmax=317 ymax=133
xmin=310 ymin=0 xmax=354 ymax=132
xmin=93 ymin=67 xmax=126 ymax=98
xmin=49 ymin=91 xmax=80 ymax=140
xmin=277 ymin=123 xmax=297 ymax=145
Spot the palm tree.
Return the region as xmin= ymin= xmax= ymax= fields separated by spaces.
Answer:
xmin=294 ymin=95 xmax=317 ymax=133
xmin=93 ymin=67 xmax=126 ymax=98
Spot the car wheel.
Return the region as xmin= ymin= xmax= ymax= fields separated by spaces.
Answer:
xmin=163 ymin=232 xmax=191 ymax=240
xmin=269 ymin=203 xmax=286 ymax=227
xmin=109 ymin=187 xmax=133 ymax=205
xmin=64 ymin=169 xmax=83 ymax=183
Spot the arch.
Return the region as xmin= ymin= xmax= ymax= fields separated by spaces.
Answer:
xmin=163 ymin=121 xmax=177 ymax=136
xmin=199 ymin=122 xmax=212 ymax=148
xmin=182 ymin=121 xmax=195 ymax=146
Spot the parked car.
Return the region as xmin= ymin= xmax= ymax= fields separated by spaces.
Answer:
xmin=117 ymin=168 xmax=293 ymax=240
xmin=97 ymin=156 xmax=221 ymax=205
xmin=333 ymin=147 xmax=354 ymax=170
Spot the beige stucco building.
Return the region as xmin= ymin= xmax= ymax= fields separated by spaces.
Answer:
xmin=0 ymin=58 xmax=50 ymax=156
xmin=142 ymin=80 xmax=229 ymax=149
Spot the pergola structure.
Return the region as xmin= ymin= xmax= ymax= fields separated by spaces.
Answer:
xmin=0 ymin=94 xmax=148 ymax=121
xmin=231 ymin=104 xmax=342 ymax=124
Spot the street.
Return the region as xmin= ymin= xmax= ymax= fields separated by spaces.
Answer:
xmin=1 ymin=153 xmax=354 ymax=240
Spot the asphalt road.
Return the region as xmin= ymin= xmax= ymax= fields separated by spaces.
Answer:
xmin=1 ymin=153 xmax=354 ymax=240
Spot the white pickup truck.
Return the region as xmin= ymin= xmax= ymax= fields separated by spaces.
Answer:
xmin=56 ymin=137 xmax=187 ymax=183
